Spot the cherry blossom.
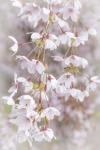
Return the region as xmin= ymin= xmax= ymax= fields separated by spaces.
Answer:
xmin=57 ymin=73 xmax=76 ymax=89
xmin=64 ymin=55 xmax=88 ymax=69
xmin=33 ymin=128 xmax=56 ymax=142
xmin=2 ymin=0 xmax=100 ymax=147
xmin=70 ymin=89 xmax=89 ymax=102
xmin=40 ymin=107 xmax=60 ymax=120
xmin=31 ymin=33 xmax=60 ymax=50
xmin=62 ymin=0 xmax=81 ymax=22
xmin=17 ymin=56 xmax=45 ymax=74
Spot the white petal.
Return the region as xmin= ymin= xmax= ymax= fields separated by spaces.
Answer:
xmin=8 ymin=85 xmax=16 ymax=93
xmin=45 ymin=74 xmax=57 ymax=92
xmin=70 ymin=89 xmax=89 ymax=102
xmin=64 ymin=55 xmax=88 ymax=68
xmin=43 ymin=7 xmax=50 ymax=15
xmin=31 ymin=33 xmax=41 ymax=42
xmin=57 ymin=17 xmax=69 ymax=29
xmin=35 ymin=60 xmax=45 ymax=74
xmin=44 ymin=0 xmax=62 ymax=4
xmin=17 ymin=56 xmax=35 ymax=74
xmin=34 ymin=91 xmax=48 ymax=101
xmin=44 ymin=128 xmax=56 ymax=142
xmin=2 ymin=96 xmax=15 ymax=105
xmin=17 ymin=77 xmax=27 ymax=83
xmin=45 ymin=39 xmax=57 ymax=50
xmin=9 ymin=36 xmax=18 ymax=55
xmin=74 ymin=0 xmax=82 ymax=10
xmin=23 ymin=81 xmax=33 ymax=93
xmin=10 ymin=0 xmax=22 ymax=8
xmin=58 ymin=73 xmax=76 ymax=88
xmin=41 ymin=107 xmax=60 ymax=120
xmin=89 ymin=82 xmax=97 ymax=91
xmin=18 ymin=95 xmax=36 ymax=108
xmin=33 ymin=128 xmax=55 ymax=142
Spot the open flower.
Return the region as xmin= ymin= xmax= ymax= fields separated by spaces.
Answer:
xmin=33 ymin=128 xmax=56 ymax=142
xmin=59 ymin=32 xmax=76 ymax=46
xmin=56 ymin=17 xmax=70 ymax=30
xmin=17 ymin=95 xmax=37 ymax=118
xmin=64 ymin=55 xmax=88 ymax=69
xmin=87 ymin=76 xmax=100 ymax=91
xmin=41 ymin=73 xmax=57 ymax=92
xmin=31 ymin=33 xmax=60 ymax=50
xmin=17 ymin=56 xmax=45 ymax=75
xmin=62 ymin=0 xmax=81 ymax=22
xmin=70 ymin=88 xmax=89 ymax=102
xmin=18 ymin=95 xmax=36 ymax=109
xmin=8 ymin=73 xmax=26 ymax=94
xmin=40 ymin=107 xmax=60 ymax=120
xmin=57 ymin=73 xmax=76 ymax=89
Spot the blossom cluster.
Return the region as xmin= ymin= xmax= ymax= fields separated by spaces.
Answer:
xmin=2 ymin=0 xmax=100 ymax=146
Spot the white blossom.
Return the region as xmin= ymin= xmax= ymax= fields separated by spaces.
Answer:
xmin=17 ymin=95 xmax=37 ymax=118
xmin=8 ymin=73 xmax=26 ymax=94
xmin=56 ymin=16 xmax=70 ymax=30
xmin=31 ymin=33 xmax=60 ymax=51
xmin=40 ymin=107 xmax=60 ymax=120
xmin=62 ymin=5 xmax=80 ymax=22
xmin=45 ymin=39 xmax=57 ymax=50
xmin=64 ymin=55 xmax=88 ymax=69
xmin=70 ymin=89 xmax=89 ymax=102
xmin=41 ymin=73 xmax=57 ymax=92
xmin=33 ymin=128 xmax=56 ymax=142
xmin=58 ymin=73 xmax=76 ymax=89
xmin=17 ymin=56 xmax=45 ymax=74
xmin=59 ymin=32 xmax=76 ymax=46
xmin=31 ymin=33 xmax=41 ymax=42
xmin=18 ymin=95 xmax=36 ymax=108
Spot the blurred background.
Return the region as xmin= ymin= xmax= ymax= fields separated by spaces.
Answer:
xmin=0 ymin=0 xmax=100 ymax=150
